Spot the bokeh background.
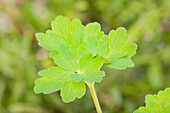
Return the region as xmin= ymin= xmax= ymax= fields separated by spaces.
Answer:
xmin=0 ymin=0 xmax=170 ymax=113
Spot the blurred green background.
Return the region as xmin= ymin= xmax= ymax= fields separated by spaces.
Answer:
xmin=0 ymin=0 xmax=170 ymax=113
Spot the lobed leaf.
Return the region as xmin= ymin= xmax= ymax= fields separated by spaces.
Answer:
xmin=98 ymin=35 xmax=109 ymax=57
xmin=84 ymin=37 xmax=98 ymax=56
xmin=134 ymin=88 xmax=170 ymax=113
xmin=53 ymin=44 xmax=78 ymax=71
xmin=34 ymin=76 xmax=69 ymax=94
xmin=105 ymin=59 xmax=134 ymax=70
xmin=70 ymin=70 xmax=105 ymax=82
xmin=38 ymin=67 xmax=72 ymax=78
xmin=85 ymin=22 xmax=102 ymax=38
xmin=117 ymin=43 xmax=137 ymax=58
xmin=34 ymin=16 xmax=138 ymax=103
xmin=74 ymin=25 xmax=85 ymax=48
xmin=61 ymin=79 xmax=86 ymax=103
xmin=108 ymin=27 xmax=129 ymax=53
xmin=79 ymin=54 xmax=104 ymax=72
xmin=36 ymin=33 xmax=59 ymax=51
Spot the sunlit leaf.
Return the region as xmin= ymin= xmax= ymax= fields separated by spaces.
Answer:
xmin=109 ymin=27 xmax=129 ymax=52
xmin=84 ymin=37 xmax=98 ymax=56
xmin=134 ymin=88 xmax=170 ymax=113
xmin=70 ymin=70 xmax=105 ymax=82
xmin=61 ymin=79 xmax=86 ymax=103
xmin=105 ymin=59 xmax=134 ymax=70
xmin=85 ymin=22 xmax=102 ymax=38
xmin=34 ymin=16 xmax=138 ymax=104
xmin=74 ymin=25 xmax=85 ymax=48
xmin=117 ymin=43 xmax=137 ymax=57
xmin=98 ymin=35 xmax=109 ymax=57
xmin=34 ymin=76 xmax=69 ymax=94
xmin=38 ymin=67 xmax=72 ymax=78
xmin=36 ymin=33 xmax=58 ymax=51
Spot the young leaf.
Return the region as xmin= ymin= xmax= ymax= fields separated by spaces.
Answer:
xmin=53 ymin=53 xmax=76 ymax=71
xmin=117 ymin=43 xmax=137 ymax=58
xmin=53 ymin=44 xmax=78 ymax=71
xmin=34 ymin=77 xmax=69 ymax=94
xmin=74 ymin=25 xmax=85 ymax=48
xmin=70 ymin=70 xmax=105 ymax=83
xmin=109 ymin=27 xmax=129 ymax=52
xmin=85 ymin=22 xmax=102 ymax=38
xmin=47 ymin=31 xmax=67 ymax=47
xmin=107 ymin=53 xmax=126 ymax=61
xmin=61 ymin=79 xmax=86 ymax=103
xmin=51 ymin=16 xmax=83 ymax=45
xmin=134 ymin=88 xmax=170 ymax=113
xmin=105 ymin=59 xmax=134 ymax=70
xmin=85 ymin=56 xmax=104 ymax=72
xmin=34 ymin=67 xmax=72 ymax=94
xmin=98 ymin=35 xmax=109 ymax=57
xmin=79 ymin=53 xmax=93 ymax=72
xmin=34 ymin=66 xmax=86 ymax=102
xmin=84 ymin=37 xmax=98 ymax=56
xmin=34 ymin=16 xmax=137 ymax=104
xmin=51 ymin=16 xmax=71 ymax=43
xmin=84 ymin=22 xmax=104 ymax=55
xmin=38 ymin=67 xmax=72 ymax=78
xmin=69 ymin=73 xmax=83 ymax=82
xmin=82 ymin=70 xmax=105 ymax=82
xmin=71 ymin=18 xmax=82 ymax=34
xmin=79 ymin=54 xmax=104 ymax=72
xmin=36 ymin=33 xmax=58 ymax=51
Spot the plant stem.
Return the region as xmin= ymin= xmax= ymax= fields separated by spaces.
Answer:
xmin=86 ymin=82 xmax=102 ymax=113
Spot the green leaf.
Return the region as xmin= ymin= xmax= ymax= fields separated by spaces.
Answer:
xmin=51 ymin=16 xmax=83 ymax=45
xmin=34 ymin=76 xmax=69 ymax=94
xmin=61 ymin=79 xmax=86 ymax=103
xmin=34 ymin=16 xmax=138 ymax=104
xmin=70 ymin=70 xmax=105 ymax=82
xmin=47 ymin=31 xmax=67 ymax=46
xmin=51 ymin=16 xmax=71 ymax=43
xmin=53 ymin=44 xmax=78 ymax=71
xmin=105 ymin=59 xmax=134 ymax=70
xmin=70 ymin=73 xmax=83 ymax=82
xmin=79 ymin=53 xmax=93 ymax=72
xmin=83 ymin=70 xmax=105 ymax=82
xmin=85 ymin=56 xmax=104 ymax=72
xmin=74 ymin=25 xmax=85 ymax=48
xmin=49 ymin=51 xmax=59 ymax=58
xmin=134 ymin=107 xmax=148 ymax=113
xmin=53 ymin=53 xmax=76 ymax=71
xmin=79 ymin=54 xmax=104 ymax=72
xmin=36 ymin=32 xmax=67 ymax=51
xmin=36 ymin=33 xmax=58 ymax=51
xmin=117 ymin=43 xmax=137 ymax=57
xmin=38 ymin=67 xmax=72 ymax=78
xmin=108 ymin=53 xmax=126 ymax=61
xmin=98 ymin=35 xmax=109 ymax=57
xmin=85 ymin=22 xmax=102 ymax=38
xmin=84 ymin=37 xmax=98 ymax=56
xmin=34 ymin=67 xmax=71 ymax=94
xmin=71 ymin=18 xmax=82 ymax=34
xmin=109 ymin=27 xmax=129 ymax=53
xmin=84 ymin=22 xmax=104 ymax=55
xmin=134 ymin=88 xmax=170 ymax=113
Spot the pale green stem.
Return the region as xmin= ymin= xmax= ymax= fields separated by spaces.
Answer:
xmin=86 ymin=82 xmax=102 ymax=113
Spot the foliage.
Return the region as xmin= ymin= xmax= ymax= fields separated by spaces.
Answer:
xmin=34 ymin=16 xmax=137 ymax=103
xmin=134 ymin=88 xmax=170 ymax=113
xmin=0 ymin=0 xmax=170 ymax=113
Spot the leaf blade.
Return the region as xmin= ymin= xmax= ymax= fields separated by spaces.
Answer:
xmin=61 ymin=79 xmax=86 ymax=103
